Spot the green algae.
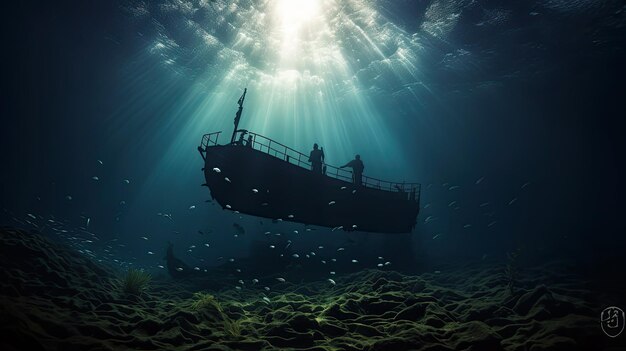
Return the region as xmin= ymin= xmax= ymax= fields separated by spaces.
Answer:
xmin=190 ymin=292 xmax=243 ymax=337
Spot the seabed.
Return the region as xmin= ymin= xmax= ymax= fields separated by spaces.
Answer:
xmin=0 ymin=227 xmax=606 ymax=351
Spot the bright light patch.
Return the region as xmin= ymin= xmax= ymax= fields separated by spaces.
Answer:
xmin=273 ymin=0 xmax=322 ymax=60
xmin=276 ymin=0 xmax=320 ymax=29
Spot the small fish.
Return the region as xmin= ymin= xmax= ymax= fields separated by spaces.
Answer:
xmin=264 ymin=231 xmax=271 ymax=235
xmin=189 ymin=245 xmax=196 ymax=249
xmin=352 ymin=224 xmax=358 ymax=229
xmin=238 ymin=279 xmax=244 ymax=285
xmin=264 ymin=287 xmax=270 ymax=291
xmin=332 ymin=226 xmax=343 ymax=232
xmin=434 ymin=270 xmax=441 ymax=274
xmin=228 ymin=258 xmax=235 ymax=262
xmin=285 ymin=241 xmax=291 ymax=249
xmin=276 ymin=277 xmax=286 ymax=282
xmin=292 ymin=254 xmax=300 ymax=258
xmin=252 ymin=279 xmax=259 ymax=284
xmin=157 ymin=265 xmax=164 ymax=269
xmin=225 ymin=204 xmax=232 ymax=209
xmin=318 ymin=245 xmax=324 ymax=249
xmin=328 ymin=278 xmax=336 ymax=285
xmin=475 ymin=177 xmax=484 ymax=184
xmin=425 ymin=216 xmax=437 ymax=223
xmin=141 ymin=236 xmax=148 ymax=240
xmin=120 ymin=200 xmax=126 ymax=205
xmin=423 ymin=203 xmax=431 ymax=208
xmin=463 ymin=224 xmax=472 ymax=228
xmin=377 ymin=263 xmax=383 ymax=267
xmin=287 ymin=214 xmax=294 ymax=218
xmin=293 ymin=230 xmax=299 ymax=234
xmin=212 ymin=167 xmax=221 ymax=173
xmin=351 ymin=259 xmax=358 ymax=263
xmin=194 ymin=267 xmax=200 ymax=271
xmin=262 ymin=296 xmax=270 ymax=303
xmin=176 ymin=267 xmax=184 ymax=271
xmin=448 ymin=186 xmax=460 ymax=190
xmin=337 ymin=247 xmax=345 ymax=251
xmin=480 ymin=202 xmax=490 ymax=207
xmin=235 ymin=286 xmax=242 ymax=290
xmin=123 ymin=179 xmax=130 ymax=184
xmin=328 ymin=201 xmax=336 ymax=206
xmin=66 ymin=195 xmax=72 ymax=200
xmin=330 ymin=271 xmax=336 ymax=275
xmin=384 ymin=261 xmax=391 ymax=266
xmin=432 ymin=234 xmax=441 ymax=240
xmin=521 ymin=182 xmax=530 ymax=189
xmin=340 ymin=186 xmax=347 ymax=190
xmin=224 ymin=177 xmax=231 ymax=183
xmin=235 ymin=268 xmax=241 ymax=273
xmin=92 ymin=176 xmax=99 ymax=181
xmin=487 ymin=221 xmax=497 ymax=227
xmin=310 ymin=252 xmax=316 ymax=256
xmin=448 ymin=201 xmax=457 ymax=207
xmin=352 ymin=190 xmax=357 ymax=194
xmin=97 ymin=159 xmax=103 ymax=165
xmin=331 ymin=258 xmax=336 ymax=262
xmin=189 ymin=205 xmax=196 ymax=210
xmin=269 ymin=245 xmax=275 ymax=249
xmin=321 ymin=260 xmax=326 ymax=264
xmin=508 ymin=198 xmax=517 ymax=205
xmin=204 ymin=243 xmax=210 ymax=247
xmin=86 ymin=217 xmax=90 ymax=227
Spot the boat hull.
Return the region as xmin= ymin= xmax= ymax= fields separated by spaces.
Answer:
xmin=202 ymin=145 xmax=419 ymax=233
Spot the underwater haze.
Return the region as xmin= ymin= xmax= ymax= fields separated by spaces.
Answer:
xmin=1 ymin=0 xmax=626 ymax=350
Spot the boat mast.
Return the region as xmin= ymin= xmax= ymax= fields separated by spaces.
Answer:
xmin=230 ymin=88 xmax=247 ymax=143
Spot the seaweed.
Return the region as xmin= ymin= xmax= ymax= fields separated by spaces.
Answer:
xmin=119 ymin=268 xmax=151 ymax=297
xmin=191 ymin=292 xmax=242 ymax=337
xmin=191 ymin=292 xmax=222 ymax=311
xmin=223 ymin=318 xmax=242 ymax=337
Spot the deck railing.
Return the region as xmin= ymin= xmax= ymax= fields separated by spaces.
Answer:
xmin=200 ymin=130 xmax=421 ymax=203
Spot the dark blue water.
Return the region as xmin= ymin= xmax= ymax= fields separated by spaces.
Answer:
xmin=1 ymin=0 xmax=625 ymax=278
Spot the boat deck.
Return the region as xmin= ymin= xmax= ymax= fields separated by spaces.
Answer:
xmin=200 ymin=130 xmax=421 ymax=200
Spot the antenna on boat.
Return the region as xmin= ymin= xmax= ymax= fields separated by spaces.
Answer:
xmin=231 ymin=88 xmax=247 ymax=143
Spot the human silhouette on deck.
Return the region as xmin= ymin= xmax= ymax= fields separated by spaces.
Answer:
xmin=341 ymin=154 xmax=365 ymax=186
xmin=235 ymin=130 xmax=247 ymax=145
xmin=246 ymin=135 xmax=253 ymax=148
xmin=308 ymin=143 xmax=325 ymax=174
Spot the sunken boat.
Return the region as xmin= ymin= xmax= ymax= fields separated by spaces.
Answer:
xmin=198 ymin=89 xmax=421 ymax=233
